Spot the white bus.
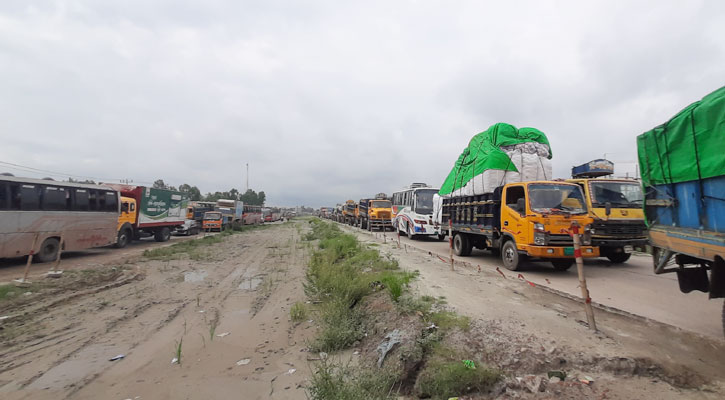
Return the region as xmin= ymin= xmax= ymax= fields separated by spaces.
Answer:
xmin=391 ymin=183 xmax=444 ymax=240
xmin=0 ymin=175 xmax=120 ymax=262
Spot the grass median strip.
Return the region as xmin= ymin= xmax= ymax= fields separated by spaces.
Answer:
xmin=302 ymin=219 xmax=500 ymax=399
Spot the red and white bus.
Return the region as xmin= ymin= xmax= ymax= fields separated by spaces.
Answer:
xmin=0 ymin=175 xmax=120 ymax=262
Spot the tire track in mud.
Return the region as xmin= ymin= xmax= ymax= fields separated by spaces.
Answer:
xmin=0 ymin=226 xmax=298 ymax=399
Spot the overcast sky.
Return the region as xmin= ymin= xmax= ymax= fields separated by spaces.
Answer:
xmin=1 ymin=1 xmax=724 ymax=207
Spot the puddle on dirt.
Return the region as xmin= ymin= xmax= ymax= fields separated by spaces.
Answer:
xmin=184 ymin=270 xmax=208 ymax=283
xmin=238 ymin=277 xmax=263 ymax=290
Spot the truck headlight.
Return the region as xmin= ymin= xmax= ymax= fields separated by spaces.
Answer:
xmin=534 ymin=232 xmax=547 ymax=245
xmin=582 ymin=225 xmax=592 ymax=245
xmin=534 ymin=223 xmax=545 ymax=232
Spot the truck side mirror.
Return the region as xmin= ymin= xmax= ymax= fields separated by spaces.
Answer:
xmin=605 ymin=201 xmax=612 ymax=217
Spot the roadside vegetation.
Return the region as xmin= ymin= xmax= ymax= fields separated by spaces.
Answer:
xmin=143 ymin=224 xmax=269 ymax=260
xmin=302 ymin=219 xmax=500 ymax=399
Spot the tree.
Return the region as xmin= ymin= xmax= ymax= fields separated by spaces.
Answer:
xmin=153 ymin=179 xmax=166 ymax=189
xmin=179 ymin=183 xmax=202 ymax=201
xmin=257 ymin=191 xmax=266 ymax=206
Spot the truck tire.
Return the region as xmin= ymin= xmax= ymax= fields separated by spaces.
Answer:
xmin=501 ymin=240 xmax=520 ymax=271
xmin=551 ymin=259 xmax=574 ymax=271
xmin=115 ymin=228 xmax=131 ymax=248
xmin=606 ymin=252 xmax=631 ymax=264
xmin=453 ymin=233 xmax=472 ymax=256
xmin=36 ymin=237 xmax=60 ymax=263
xmin=154 ymin=227 xmax=171 ymax=242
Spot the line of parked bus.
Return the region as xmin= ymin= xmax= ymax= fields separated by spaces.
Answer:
xmin=0 ymin=175 xmax=265 ymax=262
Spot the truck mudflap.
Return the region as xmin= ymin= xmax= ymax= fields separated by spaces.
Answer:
xmin=522 ymin=245 xmax=599 ymax=258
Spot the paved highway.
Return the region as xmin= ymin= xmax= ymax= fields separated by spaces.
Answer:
xmin=365 ymin=228 xmax=724 ymax=340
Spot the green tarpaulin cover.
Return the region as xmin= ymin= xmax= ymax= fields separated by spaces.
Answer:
xmin=637 ymin=86 xmax=725 ymax=186
xmin=439 ymin=123 xmax=551 ymax=196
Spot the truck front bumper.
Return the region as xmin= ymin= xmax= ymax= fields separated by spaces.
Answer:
xmin=592 ymin=237 xmax=648 ymax=249
xmin=523 ymin=245 xmax=600 ymax=258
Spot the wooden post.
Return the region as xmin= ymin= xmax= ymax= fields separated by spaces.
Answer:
xmin=19 ymin=234 xmax=40 ymax=284
xmin=448 ymin=219 xmax=454 ymax=271
xmin=571 ymin=221 xmax=597 ymax=331
xmin=49 ymin=236 xmax=65 ymax=274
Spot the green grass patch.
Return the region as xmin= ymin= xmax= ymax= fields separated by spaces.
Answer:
xmin=290 ymin=301 xmax=308 ymax=322
xmin=311 ymin=299 xmax=365 ymax=352
xmin=143 ymin=232 xmax=234 ymax=260
xmin=428 ymin=311 xmax=471 ymax=332
xmin=415 ymin=358 xmax=500 ymax=399
xmin=308 ymin=358 xmax=397 ymax=400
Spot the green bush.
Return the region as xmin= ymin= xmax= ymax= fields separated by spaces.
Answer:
xmin=308 ymin=359 xmax=397 ymax=400
xmin=290 ymin=301 xmax=307 ymax=322
xmin=311 ymin=299 xmax=365 ymax=352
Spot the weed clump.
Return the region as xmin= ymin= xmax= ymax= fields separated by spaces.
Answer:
xmin=290 ymin=301 xmax=307 ymax=322
xmin=308 ymin=358 xmax=397 ymax=400
xmin=415 ymin=359 xmax=500 ymax=399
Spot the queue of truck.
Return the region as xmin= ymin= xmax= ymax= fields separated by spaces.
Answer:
xmin=0 ymin=179 xmax=268 ymax=262
xmin=321 ymin=86 xmax=725 ymax=333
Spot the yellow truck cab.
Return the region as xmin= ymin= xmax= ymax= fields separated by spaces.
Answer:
xmin=568 ymin=159 xmax=647 ymax=263
xmin=115 ymin=196 xmax=137 ymax=248
xmin=443 ymin=181 xmax=599 ymax=271
xmin=342 ymin=200 xmax=357 ymax=226
xmin=358 ymin=193 xmax=394 ymax=231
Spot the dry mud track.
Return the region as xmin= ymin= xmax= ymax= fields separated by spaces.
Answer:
xmin=340 ymin=224 xmax=725 ymax=399
xmin=0 ymin=222 xmax=314 ymax=400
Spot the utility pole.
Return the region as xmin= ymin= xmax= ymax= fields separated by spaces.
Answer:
xmin=246 ymin=163 xmax=249 ymax=192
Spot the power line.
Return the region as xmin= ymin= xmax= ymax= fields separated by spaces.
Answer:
xmin=0 ymin=160 xmax=152 ymax=184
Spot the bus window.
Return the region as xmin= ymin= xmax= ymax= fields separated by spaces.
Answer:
xmin=101 ymin=191 xmax=117 ymax=211
xmin=43 ymin=186 xmax=68 ymax=211
xmin=0 ymin=183 xmax=6 ymax=209
xmin=75 ymin=189 xmax=90 ymax=211
xmin=20 ymin=184 xmax=40 ymax=210
xmin=89 ymin=190 xmax=99 ymax=211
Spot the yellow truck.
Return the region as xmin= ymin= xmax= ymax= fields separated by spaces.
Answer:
xmin=441 ymin=181 xmax=599 ymax=271
xmin=357 ymin=193 xmax=394 ymax=231
xmin=342 ymin=200 xmax=357 ymax=226
xmin=568 ymin=160 xmax=647 ymax=263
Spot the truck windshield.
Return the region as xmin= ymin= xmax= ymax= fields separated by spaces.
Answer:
xmin=529 ymin=184 xmax=587 ymax=214
xmin=371 ymin=200 xmax=391 ymax=208
xmin=414 ymin=189 xmax=437 ymax=215
xmin=204 ymin=212 xmax=222 ymax=220
xmin=590 ymin=181 xmax=643 ymax=208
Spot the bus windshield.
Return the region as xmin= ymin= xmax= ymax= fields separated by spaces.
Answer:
xmin=370 ymin=200 xmax=391 ymax=208
xmin=529 ymin=184 xmax=587 ymax=215
xmin=590 ymin=181 xmax=643 ymax=209
xmin=414 ymin=189 xmax=437 ymax=215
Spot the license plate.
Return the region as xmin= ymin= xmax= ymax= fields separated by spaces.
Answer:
xmin=623 ymin=245 xmax=633 ymax=253
xmin=564 ymin=247 xmax=574 ymax=256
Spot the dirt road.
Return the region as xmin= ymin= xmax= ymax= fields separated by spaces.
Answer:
xmin=362 ymin=227 xmax=724 ymax=340
xmin=0 ymin=223 xmax=313 ymax=400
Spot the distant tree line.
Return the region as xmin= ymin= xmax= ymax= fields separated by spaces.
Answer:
xmin=153 ymin=179 xmax=265 ymax=205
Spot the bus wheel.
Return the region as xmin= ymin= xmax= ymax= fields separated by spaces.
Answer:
xmin=551 ymin=259 xmax=574 ymax=271
xmin=115 ymin=228 xmax=131 ymax=248
xmin=36 ymin=238 xmax=60 ymax=263
xmin=501 ymin=240 xmax=520 ymax=271
xmin=406 ymin=225 xmax=416 ymax=240
xmin=154 ymin=227 xmax=171 ymax=242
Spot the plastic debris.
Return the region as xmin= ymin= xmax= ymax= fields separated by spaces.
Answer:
xmin=426 ymin=323 xmax=437 ymax=330
xmin=376 ymin=329 xmax=402 ymax=368
xmin=319 ymin=352 xmax=328 ymax=360
xmin=353 ymin=351 xmax=360 ymax=355
xmin=216 ymin=332 xmax=230 ymax=338
xmin=171 ymin=357 xmax=179 ymax=364
xmin=547 ymin=370 xmax=567 ymax=380
xmin=236 ymin=358 xmax=251 ymax=366
xmin=286 ymin=368 xmax=296 ymax=375
xmin=0 ymin=316 xmax=9 ymax=322
xmin=46 ymin=270 xmax=63 ymax=278
xmin=462 ymin=360 xmax=476 ymax=370
xmin=109 ymin=354 xmax=125 ymax=361
xmin=580 ymin=375 xmax=594 ymax=385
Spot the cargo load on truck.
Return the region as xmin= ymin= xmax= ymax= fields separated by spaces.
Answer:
xmin=637 ymin=86 xmax=725 ymax=335
xmin=434 ymin=123 xmax=553 ymax=224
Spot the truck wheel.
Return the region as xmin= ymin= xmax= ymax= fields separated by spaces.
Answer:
xmin=154 ymin=227 xmax=171 ymax=242
xmin=115 ymin=228 xmax=131 ymax=248
xmin=606 ymin=252 xmax=631 ymax=264
xmin=36 ymin=237 xmax=60 ymax=263
xmin=453 ymin=233 xmax=471 ymax=256
xmin=501 ymin=240 xmax=520 ymax=271
xmin=551 ymin=259 xmax=574 ymax=271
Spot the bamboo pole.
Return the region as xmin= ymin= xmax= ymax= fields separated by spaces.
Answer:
xmin=571 ymin=221 xmax=597 ymax=331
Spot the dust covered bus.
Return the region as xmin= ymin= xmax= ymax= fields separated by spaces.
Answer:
xmin=0 ymin=175 xmax=120 ymax=262
xmin=243 ymin=204 xmax=263 ymax=225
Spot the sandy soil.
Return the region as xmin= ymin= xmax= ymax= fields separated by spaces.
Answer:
xmin=341 ymin=224 xmax=725 ymax=399
xmin=0 ymin=223 xmax=314 ymax=400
